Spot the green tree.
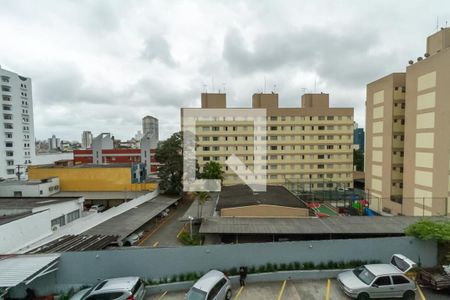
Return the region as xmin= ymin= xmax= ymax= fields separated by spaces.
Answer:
xmin=353 ymin=149 xmax=364 ymax=171
xmin=195 ymin=191 xmax=211 ymax=218
xmin=155 ymin=132 xmax=183 ymax=195
xmin=199 ymin=161 xmax=224 ymax=181
xmin=405 ymin=220 xmax=450 ymax=241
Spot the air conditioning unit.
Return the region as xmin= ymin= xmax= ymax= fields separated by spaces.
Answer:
xmin=51 ymin=224 xmax=60 ymax=231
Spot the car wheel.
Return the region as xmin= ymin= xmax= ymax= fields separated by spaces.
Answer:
xmin=403 ymin=290 xmax=415 ymax=300
xmin=357 ymin=293 xmax=370 ymax=300
xmin=225 ymin=289 xmax=232 ymax=300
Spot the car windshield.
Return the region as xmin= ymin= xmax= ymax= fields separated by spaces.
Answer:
xmin=80 ymin=287 xmax=95 ymax=300
xmin=353 ymin=266 xmax=376 ymax=285
xmin=185 ymin=287 xmax=207 ymax=300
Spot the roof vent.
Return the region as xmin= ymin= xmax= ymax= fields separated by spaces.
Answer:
xmin=417 ymin=57 xmax=423 ymax=61
xmin=408 ymin=60 xmax=414 ymax=65
xmin=424 ymin=53 xmax=430 ymax=58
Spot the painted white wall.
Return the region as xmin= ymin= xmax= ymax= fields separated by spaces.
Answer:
xmin=31 ymin=197 xmax=84 ymax=225
xmin=0 ymin=178 xmax=60 ymax=197
xmin=0 ymin=210 xmax=52 ymax=253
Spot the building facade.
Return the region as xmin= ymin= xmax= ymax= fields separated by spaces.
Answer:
xmin=353 ymin=127 xmax=365 ymax=152
xmin=81 ymin=131 xmax=93 ymax=149
xmin=0 ymin=67 xmax=35 ymax=179
xmin=142 ymin=115 xmax=159 ymax=148
xmin=48 ymin=134 xmax=61 ymax=151
xmin=181 ymin=92 xmax=354 ymax=190
xmin=366 ymin=73 xmax=406 ymax=214
xmin=0 ymin=177 xmax=60 ymax=197
xmin=365 ymin=28 xmax=450 ymax=216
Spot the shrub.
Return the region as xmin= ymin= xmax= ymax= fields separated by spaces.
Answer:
xmin=178 ymin=231 xmax=201 ymax=245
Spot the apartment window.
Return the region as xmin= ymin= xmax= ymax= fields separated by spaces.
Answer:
xmin=212 ymin=136 xmax=219 ymax=141
xmin=318 ymin=135 xmax=325 ymax=140
xmin=7 ymin=160 xmax=14 ymax=166
xmin=401 ymin=119 xmax=405 ymax=125
xmin=212 ymin=126 xmax=219 ymax=131
xmin=212 ymin=146 xmax=219 ymax=151
xmin=270 ymin=116 xmax=277 ymax=121
xmin=4 ymin=123 xmax=13 ymax=130
xmin=5 ymin=142 xmax=13 ymax=147
xmin=318 ymin=164 xmax=325 ymax=169
xmin=270 ymin=146 xmax=277 ymax=150
xmin=1 ymin=76 xmax=10 ymax=83
xmin=270 ymin=174 xmax=277 ymax=179
xmin=202 ymin=136 xmax=210 ymax=141
xmin=318 ymin=155 xmax=324 ymax=159
xmin=67 ymin=210 xmax=80 ymax=223
xmin=270 ymin=126 xmax=277 ymax=131
xmin=7 ymin=169 xmax=15 ymax=175
xmin=234 ymin=136 xmax=238 ymax=141
xmin=318 ymin=116 xmax=325 ymax=121
xmin=2 ymin=104 xmax=11 ymax=111
xmin=213 ymin=156 xmax=219 ymax=161
xmin=232 ymin=126 xmax=237 ymax=131
xmin=327 ymin=135 xmax=334 ymax=140
xmin=327 ymin=126 xmax=334 ymax=130
xmin=203 ymin=156 xmax=210 ymax=161
xmin=2 ymin=95 xmax=11 ymax=101
xmin=270 ymin=136 xmax=278 ymax=141
xmin=202 ymin=147 xmax=210 ymax=151
xmin=270 ymin=155 xmax=277 ymax=160
xmin=51 ymin=216 xmax=66 ymax=227
xmin=327 ymin=116 xmax=334 ymax=121
xmin=1 ymin=85 xmax=11 ymax=92
xmin=270 ymin=165 xmax=277 ymax=170
xmin=202 ymin=126 xmax=210 ymax=131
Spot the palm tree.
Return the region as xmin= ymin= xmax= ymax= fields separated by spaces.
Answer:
xmin=195 ymin=191 xmax=211 ymax=219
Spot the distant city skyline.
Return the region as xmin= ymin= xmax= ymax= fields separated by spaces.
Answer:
xmin=1 ymin=1 xmax=449 ymax=141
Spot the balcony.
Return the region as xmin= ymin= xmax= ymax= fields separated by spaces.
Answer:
xmin=1 ymin=85 xmax=11 ymax=92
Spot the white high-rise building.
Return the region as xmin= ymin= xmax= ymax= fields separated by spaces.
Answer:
xmin=81 ymin=130 xmax=93 ymax=149
xmin=0 ymin=67 xmax=35 ymax=179
xmin=142 ymin=115 xmax=159 ymax=147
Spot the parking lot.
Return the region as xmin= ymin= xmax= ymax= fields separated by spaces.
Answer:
xmin=148 ymin=279 xmax=443 ymax=300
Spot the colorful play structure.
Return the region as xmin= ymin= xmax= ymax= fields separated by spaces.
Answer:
xmin=307 ymin=202 xmax=339 ymax=217
xmin=352 ymin=200 xmax=375 ymax=216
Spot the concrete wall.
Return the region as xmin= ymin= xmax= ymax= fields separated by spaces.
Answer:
xmin=221 ymin=204 xmax=309 ymax=218
xmin=54 ymin=237 xmax=435 ymax=287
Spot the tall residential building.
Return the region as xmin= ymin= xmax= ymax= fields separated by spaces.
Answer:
xmin=366 ymin=73 xmax=406 ymax=213
xmin=181 ymin=92 xmax=354 ymax=189
xmin=0 ymin=67 xmax=35 ymax=179
xmin=81 ymin=131 xmax=93 ymax=149
xmin=366 ymin=27 xmax=450 ymax=216
xmin=142 ymin=115 xmax=159 ymax=148
xmin=48 ymin=134 xmax=61 ymax=151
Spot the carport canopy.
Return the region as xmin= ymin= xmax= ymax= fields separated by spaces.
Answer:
xmin=0 ymin=254 xmax=60 ymax=288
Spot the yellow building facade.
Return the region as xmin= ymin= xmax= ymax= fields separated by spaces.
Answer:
xmin=28 ymin=165 xmax=157 ymax=192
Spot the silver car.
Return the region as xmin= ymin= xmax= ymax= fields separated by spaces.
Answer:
xmin=185 ymin=270 xmax=232 ymax=300
xmin=337 ymin=254 xmax=416 ymax=300
xmin=70 ymin=277 xmax=146 ymax=300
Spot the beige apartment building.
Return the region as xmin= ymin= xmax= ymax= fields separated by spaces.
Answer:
xmin=181 ymin=92 xmax=354 ymax=190
xmin=366 ymin=27 xmax=450 ymax=216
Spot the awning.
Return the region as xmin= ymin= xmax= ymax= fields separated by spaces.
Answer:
xmin=0 ymin=254 xmax=60 ymax=288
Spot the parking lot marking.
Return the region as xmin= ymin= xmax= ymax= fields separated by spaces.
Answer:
xmin=416 ymin=284 xmax=426 ymax=300
xmin=138 ymin=209 xmax=178 ymax=246
xmin=277 ymin=280 xmax=287 ymax=300
xmin=233 ymin=286 xmax=244 ymax=300
xmin=156 ymin=291 xmax=167 ymax=300
xmin=325 ymin=279 xmax=330 ymax=300
xmin=152 ymin=241 xmax=159 ymax=247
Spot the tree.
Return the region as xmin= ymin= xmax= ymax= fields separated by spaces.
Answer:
xmin=353 ymin=149 xmax=364 ymax=171
xmin=155 ymin=132 xmax=183 ymax=195
xmin=405 ymin=220 xmax=450 ymax=241
xmin=195 ymin=191 xmax=211 ymax=219
xmin=199 ymin=161 xmax=224 ymax=182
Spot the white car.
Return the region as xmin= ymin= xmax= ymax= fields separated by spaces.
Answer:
xmin=70 ymin=277 xmax=145 ymax=300
xmin=89 ymin=204 xmax=105 ymax=213
xmin=337 ymin=254 xmax=417 ymax=300
xmin=185 ymin=270 xmax=232 ymax=300
xmin=123 ymin=231 xmax=145 ymax=246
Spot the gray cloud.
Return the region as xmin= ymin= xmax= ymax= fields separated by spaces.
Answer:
xmin=142 ymin=36 xmax=177 ymax=67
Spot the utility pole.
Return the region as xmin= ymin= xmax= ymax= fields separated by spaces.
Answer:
xmin=15 ymin=164 xmax=26 ymax=180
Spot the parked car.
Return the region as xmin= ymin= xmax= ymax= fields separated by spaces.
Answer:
xmin=70 ymin=277 xmax=145 ymax=300
xmin=89 ymin=204 xmax=106 ymax=213
xmin=337 ymin=254 xmax=416 ymax=300
xmin=123 ymin=231 xmax=145 ymax=246
xmin=185 ymin=270 xmax=232 ymax=300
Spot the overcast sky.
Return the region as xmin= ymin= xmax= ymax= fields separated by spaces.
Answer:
xmin=1 ymin=0 xmax=449 ymax=141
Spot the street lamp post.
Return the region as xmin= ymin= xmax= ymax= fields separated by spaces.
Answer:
xmin=188 ymin=215 xmax=194 ymax=239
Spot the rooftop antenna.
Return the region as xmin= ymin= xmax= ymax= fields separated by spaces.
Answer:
xmin=202 ymin=83 xmax=208 ymax=93
xmin=273 ymin=84 xmax=277 ymax=93
xmin=222 ymin=83 xmax=226 ymax=93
